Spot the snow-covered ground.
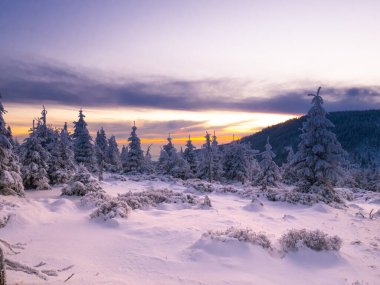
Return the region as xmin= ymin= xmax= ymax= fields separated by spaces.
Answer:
xmin=1 ymin=175 xmax=379 ymax=285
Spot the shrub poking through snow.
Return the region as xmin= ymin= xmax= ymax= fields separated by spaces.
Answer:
xmin=61 ymin=164 xmax=102 ymax=196
xmin=118 ymin=189 xmax=202 ymax=210
xmin=279 ymin=229 xmax=342 ymax=252
xmin=204 ymin=227 xmax=272 ymax=249
xmin=90 ymin=199 xmax=131 ymax=221
xmin=201 ymin=195 xmax=212 ymax=208
xmin=265 ymin=188 xmax=345 ymax=206
xmin=80 ymin=191 xmax=111 ymax=208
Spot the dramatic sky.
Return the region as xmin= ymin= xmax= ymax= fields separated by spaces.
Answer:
xmin=1 ymin=0 xmax=379 ymax=155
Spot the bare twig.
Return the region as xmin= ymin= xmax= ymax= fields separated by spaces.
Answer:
xmin=64 ymin=273 xmax=74 ymax=282
xmin=41 ymin=269 xmax=58 ymax=276
xmin=34 ymin=261 xmax=47 ymax=268
xmin=5 ymin=258 xmax=47 ymax=280
xmin=369 ymin=209 xmax=374 ymax=220
xmin=58 ymin=265 xmax=74 ymax=272
xmin=0 ymin=239 xmax=20 ymax=255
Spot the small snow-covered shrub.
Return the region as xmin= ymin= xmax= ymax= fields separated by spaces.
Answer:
xmin=80 ymin=191 xmax=111 ymax=208
xmin=266 ymin=188 xmax=345 ymax=206
xmin=118 ymin=189 xmax=202 ymax=210
xmin=184 ymin=180 xmax=239 ymax=194
xmin=0 ymin=199 xmax=17 ymax=228
xmin=61 ymin=165 xmax=102 ymax=196
xmin=279 ymin=229 xmax=342 ymax=252
xmin=204 ymin=227 xmax=272 ymax=249
xmin=201 ymin=195 xmax=212 ymax=208
xmin=90 ymin=199 xmax=131 ymax=221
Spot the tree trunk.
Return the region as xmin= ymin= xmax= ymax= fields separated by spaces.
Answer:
xmin=0 ymin=247 xmax=6 ymax=285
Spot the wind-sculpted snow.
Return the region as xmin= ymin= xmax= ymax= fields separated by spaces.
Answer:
xmin=1 ymin=175 xmax=379 ymax=284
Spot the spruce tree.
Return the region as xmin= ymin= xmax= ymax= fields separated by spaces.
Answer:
xmin=198 ymin=132 xmax=213 ymax=182
xmin=183 ymin=135 xmax=198 ymax=175
xmin=120 ymin=145 xmax=128 ymax=169
xmin=6 ymin=125 xmax=15 ymax=146
xmin=293 ymin=87 xmax=346 ymax=198
xmin=158 ymin=135 xmax=191 ymax=179
xmin=256 ymin=137 xmax=281 ymax=189
xmin=95 ymin=127 xmax=108 ymax=169
xmin=0 ymin=94 xmax=24 ymax=195
xmin=48 ymin=123 xmax=76 ymax=183
xmin=211 ymin=131 xmax=223 ymax=180
xmin=19 ymin=119 xmax=51 ymax=190
xmin=72 ymin=109 xmax=97 ymax=172
xmin=143 ymin=144 xmax=155 ymax=174
xmin=107 ymin=135 xmax=122 ymax=172
xmin=124 ymin=122 xmax=145 ymax=173
xmin=282 ymin=146 xmax=297 ymax=184
xmin=223 ymin=141 xmax=258 ymax=183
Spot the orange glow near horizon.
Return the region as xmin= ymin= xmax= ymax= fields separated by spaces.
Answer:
xmin=4 ymin=103 xmax=297 ymax=152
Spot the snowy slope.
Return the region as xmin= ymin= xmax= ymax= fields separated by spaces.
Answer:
xmin=1 ymin=175 xmax=379 ymax=285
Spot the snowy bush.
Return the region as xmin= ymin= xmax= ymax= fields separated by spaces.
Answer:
xmin=204 ymin=227 xmax=272 ymax=249
xmin=201 ymin=195 xmax=212 ymax=208
xmin=61 ymin=164 xmax=102 ymax=196
xmin=90 ymin=199 xmax=131 ymax=221
xmin=80 ymin=191 xmax=111 ymax=208
xmin=118 ymin=189 xmax=202 ymax=210
xmin=266 ymin=188 xmax=344 ymax=206
xmin=0 ymin=199 xmax=17 ymax=228
xmin=279 ymin=229 xmax=342 ymax=252
xmin=183 ymin=180 xmax=239 ymax=194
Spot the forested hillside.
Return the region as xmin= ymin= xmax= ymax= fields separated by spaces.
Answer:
xmin=240 ymin=110 xmax=380 ymax=167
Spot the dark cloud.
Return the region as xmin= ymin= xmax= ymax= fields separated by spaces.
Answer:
xmin=88 ymin=120 xmax=206 ymax=139
xmin=1 ymin=59 xmax=379 ymax=113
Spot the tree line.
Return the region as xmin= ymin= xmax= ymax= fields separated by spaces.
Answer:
xmin=1 ymin=87 xmax=378 ymax=199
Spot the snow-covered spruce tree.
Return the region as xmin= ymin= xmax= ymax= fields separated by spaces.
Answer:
xmin=72 ymin=109 xmax=97 ymax=173
xmin=124 ymin=122 xmax=145 ymax=173
xmin=48 ymin=123 xmax=76 ymax=184
xmin=256 ymin=137 xmax=281 ymax=189
xmin=0 ymin=94 xmax=24 ymax=196
xmin=183 ymin=135 xmax=198 ymax=175
xmin=211 ymin=131 xmax=223 ymax=181
xmin=6 ymin=125 xmax=15 ymax=146
xmin=282 ymin=146 xmax=298 ymax=184
xmin=198 ymin=132 xmax=213 ymax=182
xmin=158 ymin=135 xmax=191 ymax=179
xmin=19 ymin=120 xmax=51 ymax=190
xmin=120 ymin=145 xmax=128 ymax=169
xmin=107 ymin=135 xmax=122 ymax=172
xmin=143 ymin=144 xmax=155 ymax=174
xmin=95 ymin=127 xmax=108 ymax=170
xmin=223 ymin=141 xmax=258 ymax=183
xmin=292 ymin=87 xmax=346 ymax=199
xmin=34 ymin=106 xmax=57 ymax=153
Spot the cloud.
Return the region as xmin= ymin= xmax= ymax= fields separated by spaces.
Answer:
xmin=1 ymin=59 xmax=379 ymax=113
xmin=88 ymin=120 xmax=206 ymax=139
